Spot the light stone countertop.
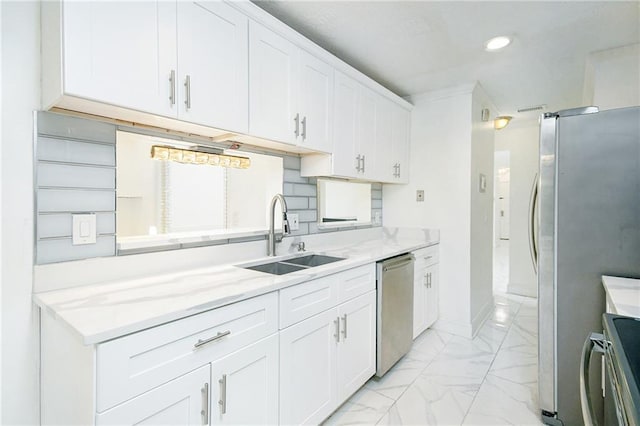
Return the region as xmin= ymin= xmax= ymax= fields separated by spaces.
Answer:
xmin=34 ymin=228 xmax=439 ymax=345
xmin=602 ymin=275 xmax=640 ymax=318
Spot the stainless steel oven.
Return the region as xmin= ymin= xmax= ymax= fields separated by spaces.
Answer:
xmin=581 ymin=314 xmax=640 ymax=426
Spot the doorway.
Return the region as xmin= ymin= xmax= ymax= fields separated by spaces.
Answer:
xmin=493 ymin=151 xmax=510 ymax=294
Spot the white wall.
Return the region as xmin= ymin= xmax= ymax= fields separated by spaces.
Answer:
xmin=494 ymin=120 xmax=540 ymax=298
xmin=584 ymin=44 xmax=640 ymax=110
xmin=384 ymin=85 xmax=474 ymax=336
xmin=469 ymin=85 xmax=495 ymax=329
xmin=1 ymin=2 xmax=40 ymax=424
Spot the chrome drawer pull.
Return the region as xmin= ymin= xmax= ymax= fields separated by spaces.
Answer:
xmin=218 ymin=374 xmax=227 ymax=415
xmin=334 ymin=317 xmax=340 ymax=342
xmin=341 ymin=314 xmax=348 ymax=339
xmin=169 ymin=70 xmax=176 ymax=106
xmin=201 ymin=383 xmax=209 ymax=424
xmin=194 ymin=330 xmax=231 ymax=349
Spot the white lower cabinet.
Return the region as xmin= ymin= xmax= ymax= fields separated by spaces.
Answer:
xmin=279 ymin=290 xmax=376 ymax=425
xmin=279 ymin=308 xmax=338 ymax=425
xmin=336 ymin=291 xmax=377 ymax=401
xmin=96 ymin=365 xmax=210 ymax=426
xmin=41 ymin=264 xmax=376 ymax=426
xmin=413 ymin=245 xmax=440 ymax=338
xmin=210 ymin=334 xmax=279 ymax=425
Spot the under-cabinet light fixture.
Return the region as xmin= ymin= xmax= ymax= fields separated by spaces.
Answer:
xmin=494 ymin=116 xmax=513 ymax=130
xmin=150 ymin=145 xmax=251 ymax=169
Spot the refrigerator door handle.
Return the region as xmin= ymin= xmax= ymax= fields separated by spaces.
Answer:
xmin=528 ymin=173 xmax=539 ymax=273
xmin=580 ymin=332 xmax=607 ymax=426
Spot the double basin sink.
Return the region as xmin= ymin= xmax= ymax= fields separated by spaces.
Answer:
xmin=243 ymin=254 xmax=345 ymax=275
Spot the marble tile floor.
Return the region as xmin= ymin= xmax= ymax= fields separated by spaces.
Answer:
xmin=323 ymin=292 xmax=541 ymax=426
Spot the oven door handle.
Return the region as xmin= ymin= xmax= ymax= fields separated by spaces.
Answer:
xmin=580 ymin=332 xmax=607 ymax=426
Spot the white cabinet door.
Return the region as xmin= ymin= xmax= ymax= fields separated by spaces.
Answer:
xmin=177 ymin=1 xmax=248 ymax=133
xmin=356 ymin=85 xmax=377 ymax=180
xmin=424 ymin=264 xmax=440 ymax=329
xmin=375 ymin=96 xmax=394 ymax=182
xmin=298 ymin=50 xmax=333 ymax=152
xmin=392 ymin=105 xmax=411 ymax=183
xmin=280 ymin=308 xmax=338 ymax=425
xmin=210 ymin=334 xmax=278 ymax=425
xmin=336 ymin=291 xmax=376 ymax=401
xmin=249 ymin=20 xmax=299 ymax=144
xmin=63 ymin=1 xmax=177 ymax=118
xmin=332 ymin=71 xmax=359 ymax=177
xmin=413 ymin=264 xmax=427 ymax=339
xmin=95 ymin=365 xmax=209 ymax=426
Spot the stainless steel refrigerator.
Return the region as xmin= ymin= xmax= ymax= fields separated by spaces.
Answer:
xmin=537 ymin=106 xmax=640 ymax=425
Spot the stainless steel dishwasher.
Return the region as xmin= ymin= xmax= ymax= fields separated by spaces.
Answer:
xmin=376 ymin=253 xmax=415 ymax=377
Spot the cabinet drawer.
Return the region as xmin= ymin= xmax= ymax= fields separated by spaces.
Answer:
xmin=337 ymin=263 xmax=375 ymax=303
xmin=96 ymin=292 xmax=278 ymax=412
xmin=280 ymin=275 xmax=338 ymax=329
xmin=413 ymin=245 xmax=439 ymax=267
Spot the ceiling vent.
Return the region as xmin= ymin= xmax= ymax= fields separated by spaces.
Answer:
xmin=517 ymin=104 xmax=547 ymax=113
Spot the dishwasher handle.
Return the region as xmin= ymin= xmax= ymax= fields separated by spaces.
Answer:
xmin=382 ymin=254 xmax=415 ymax=273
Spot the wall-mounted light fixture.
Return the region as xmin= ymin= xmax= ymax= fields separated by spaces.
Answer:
xmin=494 ymin=116 xmax=513 ymax=130
xmin=150 ymin=145 xmax=251 ymax=169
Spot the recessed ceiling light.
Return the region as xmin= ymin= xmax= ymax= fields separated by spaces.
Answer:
xmin=485 ymin=36 xmax=511 ymax=51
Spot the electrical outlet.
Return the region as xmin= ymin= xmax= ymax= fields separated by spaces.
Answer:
xmin=289 ymin=213 xmax=299 ymax=231
xmin=416 ymin=190 xmax=425 ymax=202
xmin=374 ymin=211 xmax=382 ymax=224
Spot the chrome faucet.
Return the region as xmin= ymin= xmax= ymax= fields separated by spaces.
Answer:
xmin=268 ymin=194 xmax=290 ymax=256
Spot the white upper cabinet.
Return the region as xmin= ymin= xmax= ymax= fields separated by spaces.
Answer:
xmin=249 ymin=20 xmax=300 ymax=144
xmin=332 ymin=71 xmax=360 ymax=176
xmin=177 ymin=1 xmax=248 ymax=133
xmin=249 ymin=21 xmax=334 ymax=149
xmin=356 ymin=84 xmax=378 ymax=180
xmin=62 ymin=1 xmax=178 ymax=117
xmin=374 ymin=95 xmax=394 ymax=182
xmin=51 ymin=1 xmax=249 ymax=135
xmin=298 ymin=50 xmax=334 ymax=152
xmin=391 ymin=104 xmax=411 ymax=183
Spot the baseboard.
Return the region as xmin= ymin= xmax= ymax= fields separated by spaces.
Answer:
xmin=470 ymin=296 xmax=494 ymax=337
xmin=507 ymin=282 xmax=537 ymax=298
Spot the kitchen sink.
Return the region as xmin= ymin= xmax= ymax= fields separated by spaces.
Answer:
xmin=244 ymin=261 xmax=307 ymax=275
xmin=241 ymin=253 xmax=346 ymax=275
xmin=282 ymin=254 xmax=345 ymax=267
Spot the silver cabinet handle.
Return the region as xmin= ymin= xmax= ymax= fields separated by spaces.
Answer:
xmin=218 ymin=374 xmax=227 ymax=415
xmin=397 ymin=163 xmax=401 ymax=178
xmin=294 ymin=113 xmax=300 ymax=137
xmin=194 ymin=330 xmax=231 ymax=349
xmin=428 ymin=272 xmax=432 ymax=288
xmin=169 ymin=70 xmax=176 ymax=105
xmin=341 ymin=314 xmax=348 ymax=339
xmin=580 ymin=333 xmax=606 ymax=426
xmin=184 ymin=75 xmax=191 ymax=110
xmin=361 ymin=155 xmax=366 ymax=173
xmin=301 ymin=116 xmax=307 ymax=140
xmin=423 ymin=274 xmax=428 ymax=286
xmin=355 ymin=155 xmax=361 ymax=172
xmin=334 ymin=317 xmax=340 ymax=342
xmin=201 ymin=383 xmax=209 ymax=424
xmin=424 ymin=255 xmax=433 ymax=261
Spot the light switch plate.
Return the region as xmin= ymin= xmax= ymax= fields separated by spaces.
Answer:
xmin=72 ymin=213 xmax=97 ymax=245
xmin=416 ymin=190 xmax=425 ymax=202
xmin=289 ymin=213 xmax=299 ymax=231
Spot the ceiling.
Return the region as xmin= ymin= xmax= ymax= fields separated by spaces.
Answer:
xmin=253 ymin=1 xmax=639 ymax=116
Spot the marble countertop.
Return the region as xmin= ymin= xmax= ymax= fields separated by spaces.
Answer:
xmin=602 ymin=275 xmax=640 ymax=318
xmin=34 ymin=228 xmax=438 ymax=345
